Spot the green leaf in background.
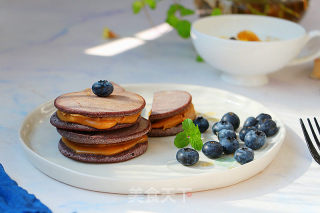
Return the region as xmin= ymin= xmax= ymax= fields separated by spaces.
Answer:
xmin=167 ymin=4 xmax=179 ymax=17
xmin=176 ymin=20 xmax=191 ymax=39
xmin=174 ymin=132 xmax=190 ymax=148
xmin=166 ymin=4 xmax=194 ymax=39
xmin=132 ymin=0 xmax=144 ymax=14
xmin=166 ymin=15 xmax=179 ymax=27
xmin=168 ymin=4 xmax=194 ymax=17
xmin=131 ymin=2 xmax=195 ymax=39
xmin=179 ymin=6 xmax=195 ymax=16
xmin=145 ymin=0 xmax=156 ymax=10
xmin=211 ymin=8 xmax=222 ymax=16
xmin=196 ymin=55 xmax=204 ymax=62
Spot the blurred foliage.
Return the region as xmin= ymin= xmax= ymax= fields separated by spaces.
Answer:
xmin=132 ymin=0 xmax=221 ymax=61
xmin=132 ymin=0 xmax=221 ymax=39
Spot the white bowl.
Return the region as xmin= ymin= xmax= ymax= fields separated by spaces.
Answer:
xmin=191 ymin=15 xmax=320 ymax=86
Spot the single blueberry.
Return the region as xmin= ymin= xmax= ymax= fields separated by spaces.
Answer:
xmin=243 ymin=117 xmax=258 ymax=128
xmin=202 ymin=141 xmax=223 ymax=159
xmin=220 ymin=137 xmax=239 ymax=154
xmin=221 ymin=112 xmax=240 ymax=130
xmin=244 ymin=130 xmax=266 ymax=150
xmin=92 ymin=80 xmax=114 ymax=97
xmin=256 ymin=113 xmax=272 ymax=123
xmin=212 ymin=121 xmax=234 ymax=135
xmin=193 ymin=117 xmax=209 ymax=133
xmin=176 ymin=148 xmax=199 ymax=166
xmin=218 ymin=129 xmax=236 ymax=141
xmin=239 ymin=126 xmax=257 ymax=141
xmin=257 ymin=119 xmax=279 ymax=137
xmin=234 ymin=147 xmax=254 ymax=165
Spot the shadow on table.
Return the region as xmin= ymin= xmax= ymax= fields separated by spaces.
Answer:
xmin=188 ymin=125 xmax=312 ymax=201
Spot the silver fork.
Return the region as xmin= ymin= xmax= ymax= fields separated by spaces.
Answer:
xmin=300 ymin=117 xmax=320 ymax=165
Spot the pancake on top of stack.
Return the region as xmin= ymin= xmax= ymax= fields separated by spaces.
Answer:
xmin=148 ymin=90 xmax=196 ymax=137
xmin=50 ymin=82 xmax=151 ymax=163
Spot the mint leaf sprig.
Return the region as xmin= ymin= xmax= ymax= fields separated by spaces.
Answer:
xmin=174 ymin=119 xmax=203 ymax=151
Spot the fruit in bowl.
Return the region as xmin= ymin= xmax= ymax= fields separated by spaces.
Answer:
xmin=191 ymin=14 xmax=320 ymax=86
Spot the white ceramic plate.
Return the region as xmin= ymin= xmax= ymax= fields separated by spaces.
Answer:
xmin=20 ymin=84 xmax=285 ymax=194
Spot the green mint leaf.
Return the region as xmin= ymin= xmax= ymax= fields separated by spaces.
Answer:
xmin=174 ymin=132 xmax=190 ymax=148
xmin=176 ymin=20 xmax=191 ymax=39
xmin=166 ymin=15 xmax=179 ymax=28
xmin=132 ymin=0 xmax=144 ymax=14
xmin=211 ymin=8 xmax=222 ymax=16
xmin=182 ymin=119 xmax=195 ymax=135
xmin=175 ymin=118 xmax=203 ymax=150
xmin=184 ymin=120 xmax=203 ymax=150
xmin=145 ymin=0 xmax=156 ymax=10
xmin=196 ymin=55 xmax=204 ymax=62
xmin=190 ymin=125 xmax=201 ymax=138
xmin=189 ymin=135 xmax=203 ymax=151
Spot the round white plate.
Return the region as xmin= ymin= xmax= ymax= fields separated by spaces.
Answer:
xmin=20 ymin=84 xmax=285 ymax=194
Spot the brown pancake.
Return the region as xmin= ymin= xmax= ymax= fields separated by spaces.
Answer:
xmin=56 ymin=117 xmax=151 ymax=144
xmin=54 ymin=87 xmax=145 ymax=117
xmin=110 ymin=81 xmax=126 ymax=93
xmin=148 ymin=124 xmax=183 ymax=137
xmin=149 ymin=90 xmax=192 ymax=122
xmin=58 ymin=139 xmax=148 ymax=163
xmin=50 ymin=112 xmax=140 ymax=132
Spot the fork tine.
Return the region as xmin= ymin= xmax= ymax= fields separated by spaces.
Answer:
xmin=314 ymin=117 xmax=320 ymax=135
xmin=300 ymin=118 xmax=320 ymax=165
xmin=307 ymin=118 xmax=320 ymax=149
xmin=301 ymin=119 xmax=312 ymax=144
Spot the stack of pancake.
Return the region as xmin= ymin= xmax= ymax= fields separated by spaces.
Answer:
xmin=50 ymin=83 xmax=151 ymax=163
xmin=148 ymin=90 xmax=196 ymax=137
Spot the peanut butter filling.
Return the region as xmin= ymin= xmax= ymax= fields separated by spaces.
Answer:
xmin=56 ymin=110 xmax=140 ymax=129
xmin=61 ymin=135 xmax=148 ymax=156
xmin=150 ymin=103 xmax=196 ymax=130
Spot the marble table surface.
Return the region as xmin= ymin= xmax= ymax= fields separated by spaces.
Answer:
xmin=1 ymin=0 xmax=320 ymax=212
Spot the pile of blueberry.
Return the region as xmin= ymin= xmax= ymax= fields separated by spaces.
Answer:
xmin=176 ymin=112 xmax=279 ymax=166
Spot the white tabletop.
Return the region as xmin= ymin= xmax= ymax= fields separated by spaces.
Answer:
xmin=1 ymin=0 xmax=320 ymax=212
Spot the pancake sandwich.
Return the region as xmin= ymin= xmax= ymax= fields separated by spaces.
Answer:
xmin=58 ymin=118 xmax=151 ymax=163
xmin=148 ymin=90 xmax=196 ymax=137
xmin=50 ymin=81 xmax=151 ymax=163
